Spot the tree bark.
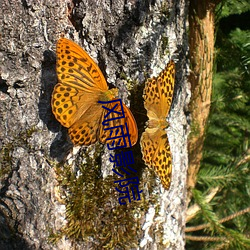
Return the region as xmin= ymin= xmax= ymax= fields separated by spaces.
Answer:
xmin=0 ymin=0 xmax=189 ymax=249
xmin=187 ymin=0 xmax=220 ymax=203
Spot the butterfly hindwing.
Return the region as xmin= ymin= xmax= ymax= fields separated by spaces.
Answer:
xmin=99 ymin=100 xmax=138 ymax=147
xmin=141 ymin=128 xmax=172 ymax=190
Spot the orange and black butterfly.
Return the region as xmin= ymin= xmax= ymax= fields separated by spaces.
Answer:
xmin=140 ymin=61 xmax=175 ymax=189
xmin=51 ymin=38 xmax=138 ymax=147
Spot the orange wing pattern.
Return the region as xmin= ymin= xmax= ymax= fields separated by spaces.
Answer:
xmin=99 ymin=99 xmax=138 ymax=147
xmin=140 ymin=60 xmax=175 ymax=189
xmin=51 ymin=38 xmax=138 ymax=147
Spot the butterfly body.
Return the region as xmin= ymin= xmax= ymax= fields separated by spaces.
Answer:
xmin=140 ymin=61 xmax=175 ymax=190
xmin=147 ymin=118 xmax=169 ymax=129
xmin=99 ymin=88 xmax=119 ymax=102
xmin=52 ymin=38 xmax=138 ymax=146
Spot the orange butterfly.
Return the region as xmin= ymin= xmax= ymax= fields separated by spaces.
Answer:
xmin=52 ymin=38 xmax=138 ymax=147
xmin=140 ymin=61 xmax=175 ymax=189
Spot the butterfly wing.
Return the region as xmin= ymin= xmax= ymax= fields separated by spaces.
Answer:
xmin=99 ymin=100 xmax=138 ymax=147
xmin=143 ymin=60 xmax=175 ymax=120
xmin=122 ymin=103 xmax=138 ymax=146
xmin=52 ymin=83 xmax=103 ymax=128
xmin=68 ymin=101 xmax=104 ymax=145
xmin=52 ymin=38 xmax=109 ymax=127
xmin=64 ymin=96 xmax=139 ymax=146
xmin=140 ymin=128 xmax=172 ymax=190
xmin=56 ymin=38 xmax=108 ymax=91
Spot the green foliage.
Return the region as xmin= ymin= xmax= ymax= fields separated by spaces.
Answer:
xmin=192 ymin=189 xmax=224 ymax=233
xmin=197 ymin=165 xmax=239 ymax=188
xmin=187 ymin=2 xmax=250 ymax=249
xmin=218 ymin=0 xmax=250 ymax=17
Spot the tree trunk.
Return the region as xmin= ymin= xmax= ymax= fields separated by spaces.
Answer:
xmin=187 ymin=0 xmax=220 ymax=203
xmin=0 ymin=0 xmax=189 ymax=249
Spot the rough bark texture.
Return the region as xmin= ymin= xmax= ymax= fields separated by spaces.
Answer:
xmin=0 ymin=0 xmax=189 ymax=249
xmin=187 ymin=0 xmax=219 ymax=203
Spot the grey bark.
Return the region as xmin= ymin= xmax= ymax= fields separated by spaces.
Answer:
xmin=0 ymin=0 xmax=189 ymax=249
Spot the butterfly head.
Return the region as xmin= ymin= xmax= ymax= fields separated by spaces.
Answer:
xmin=99 ymin=88 xmax=119 ymax=102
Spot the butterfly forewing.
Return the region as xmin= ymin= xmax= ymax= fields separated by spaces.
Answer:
xmin=157 ymin=60 xmax=175 ymax=117
xmin=56 ymin=38 xmax=108 ymax=92
xmin=143 ymin=60 xmax=175 ymax=120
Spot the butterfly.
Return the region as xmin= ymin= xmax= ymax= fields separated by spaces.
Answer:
xmin=51 ymin=38 xmax=138 ymax=147
xmin=140 ymin=60 xmax=175 ymax=190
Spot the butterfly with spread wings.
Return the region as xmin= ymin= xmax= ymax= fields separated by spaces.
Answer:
xmin=140 ymin=61 xmax=175 ymax=189
xmin=51 ymin=38 xmax=138 ymax=147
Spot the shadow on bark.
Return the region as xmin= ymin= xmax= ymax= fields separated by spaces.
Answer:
xmin=39 ymin=50 xmax=73 ymax=161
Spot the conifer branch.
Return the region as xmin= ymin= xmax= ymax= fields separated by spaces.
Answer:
xmin=185 ymin=235 xmax=227 ymax=242
xmin=186 ymin=207 xmax=250 ymax=232
xmin=186 ymin=187 xmax=219 ymax=222
xmin=236 ymin=149 xmax=250 ymax=168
